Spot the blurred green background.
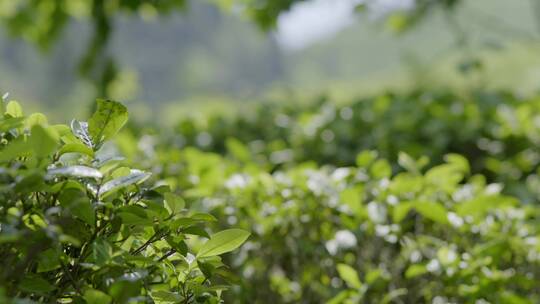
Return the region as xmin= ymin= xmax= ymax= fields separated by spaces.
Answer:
xmin=2 ymin=0 xmax=539 ymax=122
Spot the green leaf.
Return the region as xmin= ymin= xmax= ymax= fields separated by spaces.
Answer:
xmin=171 ymin=218 xmax=200 ymax=230
xmin=0 ymin=117 xmax=25 ymax=132
xmin=198 ymin=261 xmax=216 ymax=278
xmin=336 ymin=263 xmax=363 ymax=289
xmin=356 ymin=150 xmax=377 ymax=167
xmin=437 ymin=247 xmax=458 ymax=266
xmin=58 ymin=143 xmax=94 ymax=157
xmin=500 ymin=292 xmax=532 ymax=304
xmin=150 ymin=290 xmax=182 ymax=303
xmin=197 ymin=229 xmax=250 ymax=258
xmin=5 ymin=100 xmax=23 ymax=117
xmin=165 ymin=237 xmax=188 ymax=256
xmin=37 ymin=249 xmax=61 ymax=273
xmin=226 ymin=137 xmax=251 ymax=162
xmin=71 ymin=119 xmax=94 ymax=149
xmin=445 ymin=153 xmax=470 ymax=175
xmin=164 ymin=193 xmax=185 ymax=215
xmin=109 ymin=280 xmax=141 ymax=303
xmin=47 ymin=166 xmax=103 ymax=179
xmin=84 ymin=288 xmax=112 ymax=304
xmin=456 ymin=195 xmax=517 ymax=218
xmin=100 ymin=169 xmax=151 ymax=197
xmin=92 ymin=238 xmax=112 ymax=266
xmin=392 ymin=202 xmax=413 ymax=223
xmin=340 ymin=187 xmax=366 ymax=218
xmin=190 ymin=213 xmax=217 ymax=222
xmin=29 ymin=125 xmax=59 ymax=158
xmin=371 ymin=159 xmax=392 ymax=178
xmin=59 ymin=189 xmax=95 ymax=226
xmin=15 ymin=172 xmax=45 ymax=193
xmin=18 ymin=276 xmax=55 ymax=293
xmin=0 ymin=138 xmax=32 ymax=162
xmin=398 ymin=152 xmax=418 ymax=174
xmin=118 ymin=212 xmax=153 ymax=226
xmin=51 ymin=124 xmax=72 ymax=136
xmin=405 ymin=264 xmax=427 ymax=278
xmin=183 ymin=226 xmax=210 ymax=238
xmin=397 ymin=152 xmax=428 ymax=175
xmin=0 ymin=124 xmax=56 ymax=162
xmin=71 ymin=202 xmax=96 ymax=226
xmin=88 ymin=99 xmax=128 ymax=149
xmin=414 ymin=201 xmax=448 ymax=224
xmin=26 ymin=112 xmax=48 ymax=128
xmin=365 ymin=269 xmax=383 ymax=284
xmin=381 ymin=288 xmax=408 ymax=304
xmin=327 ymin=290 xmax=353 ymax=304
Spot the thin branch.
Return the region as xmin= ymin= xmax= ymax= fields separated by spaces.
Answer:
xmin=158 ymin=249 xmax=176 ymax=262
xmin=59 ymin=260 xmax=82 ymax=296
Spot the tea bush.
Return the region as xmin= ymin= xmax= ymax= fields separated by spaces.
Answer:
xmin=173 ymin=90 xmax=540 ymax=201
xmin=0 ymin=98 xmax=249 ymax=303
xmin=3 ymin=90 xmax=540 ymax=304
xmin=147 ymin=146 xmax=540 ymax=303
xmin=131 ymin=89 xmax=540 ymax=303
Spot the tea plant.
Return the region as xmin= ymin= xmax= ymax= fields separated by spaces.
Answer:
xmin=3 ymin=89 xmax=540 ymax=304
xmin=149 ymin=145 xmax=540 ymax=303
xmin=172 ymin=90 xmax=540 ymax=201
xmin=0 ymin=97 xmax=249 ymax=303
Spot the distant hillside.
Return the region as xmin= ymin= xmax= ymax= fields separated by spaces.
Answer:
xmin=283 ymin=0 xmax=540 ymax=99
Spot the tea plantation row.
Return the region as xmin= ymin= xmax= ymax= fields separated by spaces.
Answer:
xmin=2 ymin=91 xmax=540 ymax=303
xmin=172 ymin=90 xmax=540 ymax=202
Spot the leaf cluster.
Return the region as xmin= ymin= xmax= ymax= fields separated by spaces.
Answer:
xmin=0 ymin=97 xmax=249 ymax=303
xmin=172 ymin=90 xmax=540 ymax=201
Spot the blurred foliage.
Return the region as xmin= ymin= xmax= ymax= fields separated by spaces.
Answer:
xmin=0 ymin=97 xmax=249 ymax=303
xmin=0 ymin=0 xmax=469 ymax=102
xmin=155 ymin=149 xmax=539 ymax=303
xmin=167 ymin=90 xmax=540 ymax=202
xmin=110 ymin=88 xmax=540 ymax=303
xmin=370 ymin=0 xmax=462 ymax=32
xmin=0 ymin=2 xmax=284 ymax=114
xmin=0 ymin=0 xmax=188 ymax=98
xmin=4 ymin=88 xmax=540 ymax=303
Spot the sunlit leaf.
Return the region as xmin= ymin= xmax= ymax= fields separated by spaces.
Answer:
xmin=29 ymin=124 xmax=59 ymax=158
xmin=84 ymin=289 xmax=112 ymax=304
xmin=88 ymin=99 xmax=128 ymax=149
xmin=150 ymin=290 xmax=182 ymax=303
xmin=26 ymin=113 xmax=48 ymax=128
xmin=5 ymin=100 xmax=23 ymax=117
xmin=100 ymin=169 xmax=151 ymax=196
xmin=405 ymin=264 xmax=427 ymax=279
xmin=47 ymin=165 xmax=103 ymax=179
xmin=71 ymin=119 xmax=94 ymax=149
xmin=336 ymin=263 xmax=362 ymax=289
xmin=414 ymin=201 xmax=448 ymax=224
xmin=58 ymin=142 xmax=94 ymax=157
xmin=197 ymin=229 xmax=250 ymax=258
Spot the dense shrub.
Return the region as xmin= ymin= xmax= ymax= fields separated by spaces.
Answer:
xmin=129 ymin=89 xmax=540 ymax=303
xmin=0 ymin=98 xmax=249 ymax=303
xmin=4 ymin=90 xmax=540 ymax=304
xmin=172 ymin=90 xmax=540 ymax=201
xmin=147 ymin=147 xmax=540 ymax=303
